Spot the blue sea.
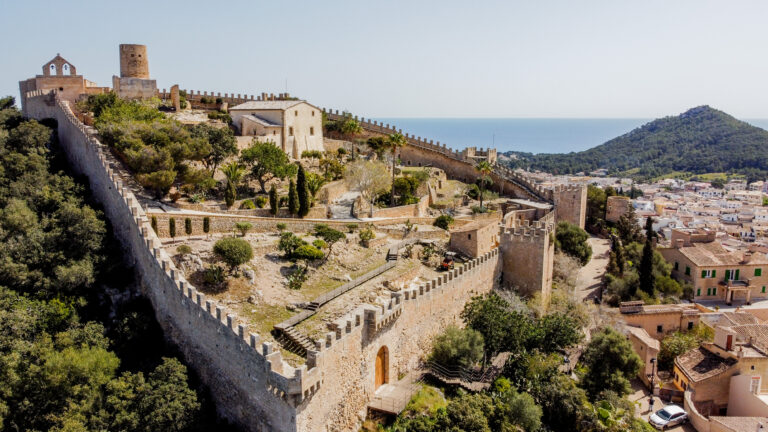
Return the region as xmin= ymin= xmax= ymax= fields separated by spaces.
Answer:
xmin=374 ymin=118 xmax=768 ymax=155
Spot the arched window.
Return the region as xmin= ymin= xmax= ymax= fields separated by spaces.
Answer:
xmin=62 ymin=64 xmax=70 ymax=75
xmin=49 ymin=63 xmax=57 ymax=75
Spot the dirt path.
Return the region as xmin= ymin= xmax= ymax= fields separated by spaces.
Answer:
xmin=575 ymin=237 xmax=610 ymax=302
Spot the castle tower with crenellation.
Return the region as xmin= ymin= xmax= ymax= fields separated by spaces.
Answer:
xmin=119 ymin=44 xmax=150 ymax=79
xmin=112 ymin=44 xmax=157 ymax=99
xmin=499 ymin=217 xmax=555 ymax=306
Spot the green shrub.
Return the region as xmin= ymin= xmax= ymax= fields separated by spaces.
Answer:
xmin=151 ymin=216 xmax=158 ymax=233
xmin=235 ymin=222 xmax=252 ymax=237
xmin=359 ymin=228 xmax=375 ymax=246
xmin=276 ymin=223 xmax=287 ymax=231
xmin=346 ymin=223 xmax=357 ymax=233
xmin=176 ymin=245 xmax=192 ymax=255
xmin=433 ymin=214 xmax=454 ymax=230
xmin=471 ymin=205 xmax=488 ymax=214
xmin=203 ymin=217 xmax=210 ymax=234
xmin=240 ymin=199 xmax=256 ymax=210
xmin=313 ymin=239 xmax=327 ymax=249
xmin=287 ymin=266 xmax=307 ymax=290
xmin=215 ymin=97 xmax=223 ymax=104
xmin=203 ymin=265 xmax=226 ymax=286
xmin=278 ymin=231 xmax=305 ymax=257
xmin=213 ymin=237 xmax=253 ymax=270
xmin=293 ymin=245 xmax=324 ymax=261
xmin=430 ymin=325 xmax=484 ymax=368
xmin=254 ymin=196 xmax=268 ymax=208
xmin=169 ymin=217 xmax=177 ymax=238
xmin=184 ymin=218 xmax=192 ymax=235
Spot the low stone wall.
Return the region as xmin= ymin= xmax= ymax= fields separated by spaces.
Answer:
xmin=684 ymin=390 xmax=710 ymax=432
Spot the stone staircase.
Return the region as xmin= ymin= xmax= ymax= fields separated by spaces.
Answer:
xmin=276 ymin=326 xmax=315 ymax=356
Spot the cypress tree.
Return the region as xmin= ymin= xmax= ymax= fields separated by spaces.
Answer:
xmin=639 ymin=217 xmax=656 ymax=295
xmin=151 ymin=216 xmax=158 ymax=233
xmin=184 ymin=217 xmax=192 ymax=235
xmin=203 ymin=217 xmax=210 ymax=235
xmin=269 ymin=184 xmax=278 ymax=216
xmin=169 ymin=217 xmax=176 ymax=239
xmin=288 ymin=180 xmax=298 ymax=216
xmin=297 ymin=164 xmax=310 ymax=218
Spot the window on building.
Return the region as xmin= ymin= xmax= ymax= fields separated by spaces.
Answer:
xmin=289 ymin=127 xmax=294 ymax=136
xmin=49 ymin=64 xmax=56 ymax=75
xmin=762 ymin=286 xmax=766 ymax=293
xmin=712 ymin=287 xmax=717 ymax=296
xmin=656 ymin=325 xmax=663 ymax=333
xmin=688 ymin=321 xmax=694 ymax=330
xmin=674 ymin=262 xmax=679 ymax=270
xmin=310 ymin=127 xmax=314 ymax=136
xmin=468 ymin=234 xmax=472 ymax=240
xmin=295 ymin=110 xmax=298 ymax=116
xmin=696 ymin=288 xmax=701 ymax=296
xmin=756 ymin=268 xmax=762 ymax=277
xmin=707 ymin=288 xmax=711 ymax=296
xmin=685 ymin=266 xmax=691 ymax=276
xmin=311 ymin=111 xmax=315 ymax=116
xmin=701 ymin=269 xmax=715 ymax=278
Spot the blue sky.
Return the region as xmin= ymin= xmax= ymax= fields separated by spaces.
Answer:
xmin=1 ymin=0 xmax=767 ymax=118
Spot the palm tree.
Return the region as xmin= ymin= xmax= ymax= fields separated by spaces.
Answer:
xmin=475 ymin=161 xmax=493 ymax=210
xmin=387 ymin=133 xmax=407 ymax=207
xmin=220 ymin=162 xmax=246 ymax=208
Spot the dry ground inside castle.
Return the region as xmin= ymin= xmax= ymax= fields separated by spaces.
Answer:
xmin=165 ymin=223 xmax=448 ymax=365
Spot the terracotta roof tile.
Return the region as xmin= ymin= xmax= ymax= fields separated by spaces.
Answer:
xmin=676 ymin=347 xmax=737 ymax=382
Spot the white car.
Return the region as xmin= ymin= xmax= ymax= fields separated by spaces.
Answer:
xmin=649 ymin=404 xmax=688 ymax=430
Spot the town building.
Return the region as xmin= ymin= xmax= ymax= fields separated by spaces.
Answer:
xmin=675 ymin=324 xmax=768 ymax=416
xmin=660 ymin=229 xmax=768 ymax=304
xmin=229 ymin=100 xmax=324 ymax=159
xmin=449 ymin=219 xmax=499 ymax=258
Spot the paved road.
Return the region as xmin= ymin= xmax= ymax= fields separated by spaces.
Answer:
xmin=629 ymin=382 xmax=695 ymax=432
xmin=575 ymin=237 xmax=611 ymax=302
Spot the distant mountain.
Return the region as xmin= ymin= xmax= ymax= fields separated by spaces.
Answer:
xmin=502 ymin=106 xmax=768 ymax=181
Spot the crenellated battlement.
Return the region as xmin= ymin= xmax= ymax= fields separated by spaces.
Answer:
xmin=309 ymin=248 xmax=500 ymax=353
xmin=157 ymin=89 xmax=295 ymax=106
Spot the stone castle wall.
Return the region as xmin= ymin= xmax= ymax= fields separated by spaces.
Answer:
xmin=23 ymin=90 xmax=505 ymax=431
xmin=322 ymin=109 xmax=587 ymax=229
xmin=24 ymin=91 xmax=310 ymax=431
xmin=297 ymin=248 xmax=502 ymax=431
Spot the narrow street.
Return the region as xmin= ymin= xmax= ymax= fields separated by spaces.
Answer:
xmin=575 ymin=237 xmax=611 ymax=302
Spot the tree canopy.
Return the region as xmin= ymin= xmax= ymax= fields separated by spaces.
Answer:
xmin=240 ymin=140 xmax=297 ymax=193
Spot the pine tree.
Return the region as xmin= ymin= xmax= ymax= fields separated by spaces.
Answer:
xmin=269 ymin=185 xmax=278 ymax=216
xmin=297 ymin=164 xmax=310 ymax=218
xmin=639 ymin=217 xmax=656 ymax=295
xmin=609 ymin=234 xmax=625 ymax=276
xmin=288 ymin=180 xmax=298 ymax=216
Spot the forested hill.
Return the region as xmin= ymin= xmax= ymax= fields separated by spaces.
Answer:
xmin=503 ymin=106 xmax=768 ymax=181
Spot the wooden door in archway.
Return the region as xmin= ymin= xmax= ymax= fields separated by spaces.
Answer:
xmin=375 ymin=346 xmax=388 ymax=389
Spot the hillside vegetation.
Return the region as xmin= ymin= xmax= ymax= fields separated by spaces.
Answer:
xmin=0 ymin=96 xmax=229 ymax=431
xmin=504 ymin=106 xmax=768 ymax=181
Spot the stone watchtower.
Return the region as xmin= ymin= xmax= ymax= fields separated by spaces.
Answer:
xmin=119 ymin=44 xmax=150 ymax=79
xmin=112 ymin=44 xmax=157 ymax=100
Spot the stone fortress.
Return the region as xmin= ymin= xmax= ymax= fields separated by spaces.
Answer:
xmin=19 ymin=45 xmax=586 ymax=431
